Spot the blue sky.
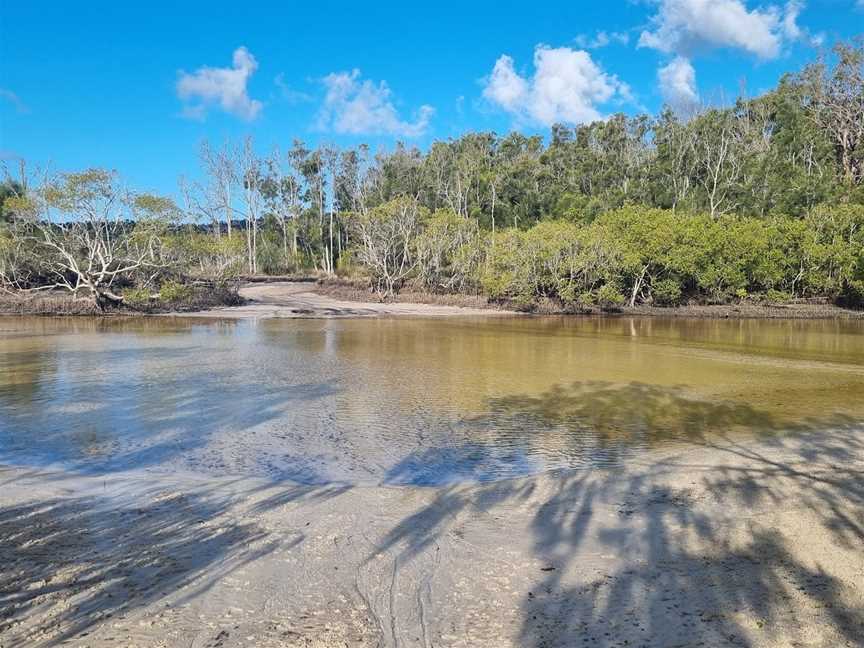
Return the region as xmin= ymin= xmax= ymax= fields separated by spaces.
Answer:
xmin=1 ymin=0 xmax=862 ymax=196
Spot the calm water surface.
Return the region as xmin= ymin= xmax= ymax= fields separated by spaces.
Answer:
xmin=1 ymin=315 xmax=863 ymax=485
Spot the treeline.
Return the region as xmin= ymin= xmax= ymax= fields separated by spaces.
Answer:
xmin=0 ymin=41 xmax=862 ymax=310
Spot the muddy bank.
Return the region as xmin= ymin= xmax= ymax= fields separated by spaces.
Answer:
xmin=623 ymin=300 xmax=864 ymax=319
xmin=0 ymin=285 xmax=244 ymax=316
xmin=2 ymin=428 xmax=863 ymax=647
xmin=315 ymin=280 xmax=864 ymax=320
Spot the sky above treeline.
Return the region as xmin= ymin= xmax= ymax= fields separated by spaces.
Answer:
xmin=1 ymin=0 xmax=862 ymax=196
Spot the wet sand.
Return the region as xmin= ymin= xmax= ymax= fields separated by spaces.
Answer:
xmin=2 ymin=427 xmax=863 ymax=647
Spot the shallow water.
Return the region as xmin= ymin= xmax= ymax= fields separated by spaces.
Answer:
xmin=1 ymin=315 xmax=863 ymax=485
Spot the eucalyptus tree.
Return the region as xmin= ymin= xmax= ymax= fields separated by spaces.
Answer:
xmin=754 ymin=78 xmax=838 ymax=215
xmin=197 ymin=140 xmax=237 ymax=237
xmin=652 ymin=108 xmax=697 ymax=211
xmin=349 ymin=196 xmax=426 ymax=296
xmin=366 ymin=143 xmax=425 ymax=206
xmin=237 ymin=137 xmax=264 ymax=274
xmin=688 ymin=107 xmax=748 ymax=218
xmin=261 ymin=147 xmax=302 ymax=263
xmin=321 ymin=143 xmax=341 ymax=275
xmin=495 ymin=132 xmax=544 ymax=228
xmin=798 ymin=40 xmax=864 ymax=189
xmin=293 ymin=143 xmax=330 ymax=272
xmin=422 ymin=133 xmax=496 ymax=220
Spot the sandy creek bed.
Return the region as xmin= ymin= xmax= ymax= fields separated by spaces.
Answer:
xmin=2 ymin=431 xmax=863 ymax=648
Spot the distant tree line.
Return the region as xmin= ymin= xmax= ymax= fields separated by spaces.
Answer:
xmin=1 ymin=41 xmax=862 ymax=309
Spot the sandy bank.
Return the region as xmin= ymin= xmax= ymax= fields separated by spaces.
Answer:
xmin=176 ymin=281 xmax=517 ymax=319
xmin=2 ymin=428 xmax=863 ymax=647
xmin=178 ymin=281 xmax=864 ymax=321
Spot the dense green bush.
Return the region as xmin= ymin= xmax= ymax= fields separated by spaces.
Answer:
xmin=122 ymin=286 xmax=153 ymax=309
xmin=596 ymin=283 xmax=626 ymax=309
xmin=406 ymin=203 xmax=864 ymax=309
xmin=652 ymin=279 xmax=683 ymax=306
xmin=158 ymin=280 xmax=193 ymax=302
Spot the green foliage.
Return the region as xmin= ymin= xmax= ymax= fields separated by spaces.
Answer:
xmin=123 ymin=286 xmax=153 ymax=308
xmin=652 ymin=279 xmax=683 ymax=306
xmin=414 ymin=209 xmax=481 ymax=292
xmin=0 ymin=180 xmax=26 ymax=223
xmin=765 ymin=289 xmax=792 ymax=304
xmin=335 ymin=248 xmax=361 ymax=277
xmin=478 ymin=228 xmax=541 ymax=304
xmin=158 ymin=280 xmax=193 ymax=303
xmin=255 ymin=232 xmax=290 ymax=275
xmin=478 ymin=220 xmax=624 ymax=308
xmin=165 ymin=231 xmax=246 ymax=280
xmin=596 ymin=283 xmax=625 ymax=309
xmin=451 ymin=204 xmax=863 ymax=309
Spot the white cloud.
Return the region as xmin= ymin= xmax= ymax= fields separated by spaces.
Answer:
xmin=484 ymin=55 xmax=529 ymax=113
xmin=0 ymin=89 xmax=28 ymax=114
xmin=483 ymin=45 xmax=631 ymax=127
xmin=780 ymin=1 xmax=824 ymax=46
xmin=638 ymin=0 xmax=808 ymax=60
xmin=658 ymin=56 xmax=699 ymax=109
xmin=317 ymin=70 xmax=433 ymax=137
xmin=176 ymin=46 xmax=263 ymax=121
xmin=781 ymin=0 xmax=804 ymax=40
xmin=641 ymin=0 xmax=821 ymax=110
xmin=274 ymin=74 xmax=313 ymax=104
xmin=574 ymin=30 xmax=630 ymax=49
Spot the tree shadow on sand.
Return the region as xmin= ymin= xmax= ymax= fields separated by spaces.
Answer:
xmin=375 ymin=381 xmax=864 ymax=646
xmin=0 ymin=488 xmax=282 ymax=647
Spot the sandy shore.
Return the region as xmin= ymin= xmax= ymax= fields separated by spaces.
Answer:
xmin=175 ymin=282 xmax=516 ymax=319
xmin=171 ymin=281 xmax=864 ymax=321
xmin=2 ymin=427 xmax=863 ymax=647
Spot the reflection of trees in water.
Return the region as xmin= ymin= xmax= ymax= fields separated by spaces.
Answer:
xmin=0 ymin=349 xmax=58 ymax=407
xmin=383 ymin=380 xmax=862 ymax=484
xmin=389 ymin=381 xmax=815 ymax=483
xmin=475 ymin=379 xmax=779 ymax=442
xmin=465 ymin=381 xmax=854 ymax=474
xmin=0 ymin=317 xmax=241 ymax=414
xmin=1 ymin=315 xmax=240 ymax=337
